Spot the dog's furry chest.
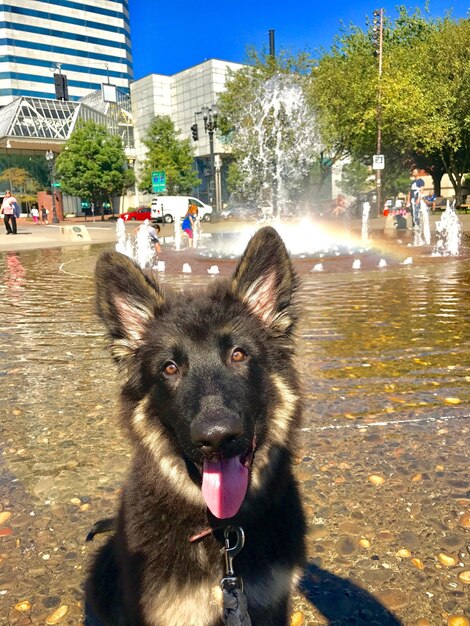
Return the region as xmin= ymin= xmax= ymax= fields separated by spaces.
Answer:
xmin=143 ymin=577 xmax=222 ymax=626
xmin=141 ymin=560 xmax=295 ymax=626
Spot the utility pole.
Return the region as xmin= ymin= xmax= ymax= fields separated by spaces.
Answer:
xmin=373 ymin=9 xmax=384 ymax=217
xmin=268 ymin=29 xmax=278 ymax=215
xmin=269 ymin=29 xmax=275 ymax=58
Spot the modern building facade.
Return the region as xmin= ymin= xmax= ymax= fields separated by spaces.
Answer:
xmin=0 ymin=0 xmax=132 ymax=107
xmin=130 ymin=59 xmax=244 ymax=208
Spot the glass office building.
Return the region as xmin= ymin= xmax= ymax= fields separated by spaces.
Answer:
xmin=0 ymin=0 xmax=132 ymax=106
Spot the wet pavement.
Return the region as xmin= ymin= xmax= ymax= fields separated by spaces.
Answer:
xmin=0 ymin=238 xmax=469 ymax=625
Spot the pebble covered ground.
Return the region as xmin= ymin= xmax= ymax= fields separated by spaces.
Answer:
xmin=0 ymin=241 xmax=469 ymax=625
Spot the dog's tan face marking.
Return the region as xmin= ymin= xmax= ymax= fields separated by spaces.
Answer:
xmin=251 ymin=373 xmax=300 ymax=490
xmin=131 ymin=375 xmax=299 ymax=503
xmin=131 ymin=399 xmax=204 ymax=507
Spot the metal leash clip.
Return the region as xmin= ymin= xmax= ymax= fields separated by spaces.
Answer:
xmin=220 ymin=525 xmax=245 ymax=592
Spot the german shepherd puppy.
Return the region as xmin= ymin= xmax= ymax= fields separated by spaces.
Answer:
xmin=87 ymin=226 xmax=306 ymax=626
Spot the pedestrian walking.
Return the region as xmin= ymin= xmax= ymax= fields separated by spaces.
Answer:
xmin=31 ymin=206 xmax=40 ymax=224
xmin=1 ymin=190 xmax=19 ymax=235
xmin=41 ymin=205 xmax=49 ymax=225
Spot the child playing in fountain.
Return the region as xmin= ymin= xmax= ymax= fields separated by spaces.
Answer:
xmin=136 ymin=220 xmax=161 ymax=254
xmin=182 ymin=202 xmax=198 ymax=248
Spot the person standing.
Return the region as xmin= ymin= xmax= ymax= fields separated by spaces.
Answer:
xmin=1 ymin=190 xmax=19 ymax=235
xmin=182 ymin=204 xmax=197 ymax=248
xmin=41 ymin=205 xmax=49 ymax=225
xmin=407 ymin=168 xmax=425 ymax=227
xmin=31 ymin=206 xmax=40 ymax=224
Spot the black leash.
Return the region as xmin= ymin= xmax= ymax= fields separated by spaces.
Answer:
xmin=220 ymin=526 xmax=252 ymax=626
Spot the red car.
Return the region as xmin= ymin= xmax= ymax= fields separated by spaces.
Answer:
xmin=118 ymin=207 xmax=151 ymax=221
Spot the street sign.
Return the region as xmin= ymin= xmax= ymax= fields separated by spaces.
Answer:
xmin=52 ymin=182 xmax=61 ymax=187
xmin=372 ymin=154 xmax=385 ymax=170
xmin=152 ymin=171 xmax=166 ymax=193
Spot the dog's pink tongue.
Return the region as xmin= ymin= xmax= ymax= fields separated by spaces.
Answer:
xmin=202 ymin=457 xmax=249 ymax=519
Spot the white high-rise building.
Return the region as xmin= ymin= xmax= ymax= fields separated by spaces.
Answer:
xmin=0 ymin=0 xmax=132 ymax=106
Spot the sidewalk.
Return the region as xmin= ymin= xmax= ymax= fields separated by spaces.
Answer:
xmin=0 ymin=218 xmax=120 ymax=252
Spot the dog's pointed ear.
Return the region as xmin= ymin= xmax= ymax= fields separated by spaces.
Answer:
xmin=95 ymin=252 xmax=164 ymax=362
xmin=231 ymin=226 xmax=298 ymax=336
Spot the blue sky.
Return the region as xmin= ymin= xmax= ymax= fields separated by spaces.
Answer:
xmin=128 ymin=0 xmax=469 ymax=79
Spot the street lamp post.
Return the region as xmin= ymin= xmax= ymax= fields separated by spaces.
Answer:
xmin=201 ymin=104 xmax=220 ymax=213
xmin=45 ymin=150 xmax=59 ymax=224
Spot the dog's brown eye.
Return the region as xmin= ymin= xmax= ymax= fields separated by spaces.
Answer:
xmin=231 ymin=348 xmax=248 ymax=363
xmin=163 ymin=362 xmax=178 ymax=377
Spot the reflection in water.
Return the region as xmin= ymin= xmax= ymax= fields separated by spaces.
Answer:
xmin=4 ymin=253 xmax=26 ymax=302
xmin=0 ymin=245 xmax=469 ymax=624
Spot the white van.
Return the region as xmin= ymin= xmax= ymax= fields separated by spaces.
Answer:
xmin=150 ymin=196 xmax=213 ymax=223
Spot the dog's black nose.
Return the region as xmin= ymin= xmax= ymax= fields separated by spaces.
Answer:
xmin=191 ymin=412 xmax=243 ymax=455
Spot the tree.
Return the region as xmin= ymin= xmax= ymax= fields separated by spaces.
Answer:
xmin=0 ymin=167 xmax=39 ymax=193
xmin=309 ymin=9 xmax=470 ymax=204
xmin=416 ymin=17 xmax=470 ymax=203
xmin=307 ymin=26 xmax=378 ymax=164
xmin=0 ymin=155 xmax=49 ymax=188
xmin=0 ymin=167 xmax=41 ymax=208
xmin=55 ymin=120 xmax=135 ymax=220
xmin=338 ymin=161 xmax=374 ymax=199
xmin=139 ymin=116 xmax=200 ymax=195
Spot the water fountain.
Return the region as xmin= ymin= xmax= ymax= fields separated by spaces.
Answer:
xmin=115 ymin=218 xmax=157 ymax=269
xmin=115 ymin=217 xmax=134 ymax=259
xmin=433 ymin=201 xmax=462 ymax=256
xmin=173 ymin=217 xmax=182 ymax=251
xmin=231 ymin=72 xmax=319 ymax=215
xmin=412 ymin=197 xmax=431 ymax=246
xmin=361 ymin=200 xmax=371 ymax=243
xmin=115 ymin=214 xmax=214 ymax=273
xmin=115 ymin=66 xmax=463 ymax=270
xmin=134 ymin=221 xmax=157 ymax=269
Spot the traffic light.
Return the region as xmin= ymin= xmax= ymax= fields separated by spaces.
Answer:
xmin=372 ymin=9 xmax=382 ymax=57
xmin=191 ymin=123 xmax=199 ymax=141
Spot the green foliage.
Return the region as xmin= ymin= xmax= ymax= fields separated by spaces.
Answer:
xmin=55 ymin=120 xmax=134 ymax=212
xmin=139 ymin=116 xmax=200 ymax=194
xmin=307 ymin=26 xmax=378 ymax=160
xmin=338 ymin=161 xmax=374 ymax=197
xmin=309 ymin=8 xmax=470 ymax=202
